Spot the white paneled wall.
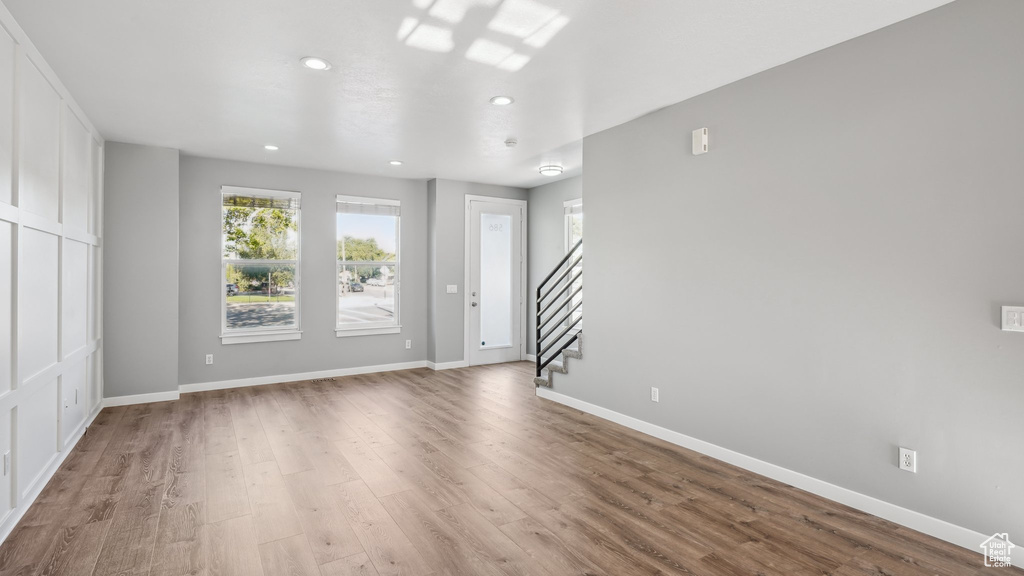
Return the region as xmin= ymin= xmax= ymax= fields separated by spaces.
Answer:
xmin=0 ymin=7 xmax=104 ymax=542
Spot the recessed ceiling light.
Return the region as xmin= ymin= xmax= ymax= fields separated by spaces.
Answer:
xmin=301 ymin=57 xmax=331 ymax=71
xmin=489 ymin=95 xmax=514 ymax=106
xmin=539 ymin=165 xmax=563 ymax=176
xmin=264 ymin=145 xmax=279 ymax=151
xmin=390 ymin=160 xmax=403 ymax=166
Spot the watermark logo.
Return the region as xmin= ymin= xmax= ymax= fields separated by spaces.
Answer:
xmin=981 ymin=533 xmax=1015 ymax=568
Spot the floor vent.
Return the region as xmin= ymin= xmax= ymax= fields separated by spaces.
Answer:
xmin=310 ymin=377 xmax=337 ymax=383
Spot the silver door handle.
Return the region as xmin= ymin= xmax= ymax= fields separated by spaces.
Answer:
xmin=472 ymin=302 xmax=478 ymax=307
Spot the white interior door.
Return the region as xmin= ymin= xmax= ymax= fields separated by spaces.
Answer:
xmin=468 ymin=200 xmax=524 ymax=366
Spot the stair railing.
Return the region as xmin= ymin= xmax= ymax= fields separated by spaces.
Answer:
xmin=536 ymin=239 xmax=583 ymax=378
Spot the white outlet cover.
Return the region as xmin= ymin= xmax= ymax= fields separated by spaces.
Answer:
xmin=651 ymin=387 xmax=660 ymax=402
xmin=899 ymin=447 xmax=917 ymax=473
xmin=1002 ymin=306 xmax=1024 ymax=332
xmin=446 ymin=285 xmax=458 ymax=294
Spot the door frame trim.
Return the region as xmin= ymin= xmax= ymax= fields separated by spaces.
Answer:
xmin=463 ymin=195 xmax=528 ymax=366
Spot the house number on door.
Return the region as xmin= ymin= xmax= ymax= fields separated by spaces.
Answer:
xmin=488 ymin=223 xmax=503 ymax=232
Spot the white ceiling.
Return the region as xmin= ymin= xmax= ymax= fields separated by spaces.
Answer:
xmin=3 ymin=0 xmax=951 ymax=188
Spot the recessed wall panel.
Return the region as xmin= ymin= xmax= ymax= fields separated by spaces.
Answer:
xmin=18 ymin=228 xmax=58 ymax=381
xmin=89 ymin=354 xmax=101 ymax=412
xmin=0 ymin=408 xmax=10 ymax=521
xmin=89 ymin=139 xmax=101 ymax=235
xmin=18 ymin=380 xmax=58 ymax=497
xmin=62 ymin=110 xmax=91 ymax=232
xmin=0 ymin=221 xmax=11 ymax=395
xmin=61 ymin=359 xmax=87 ymax=446
xmin=0 ymin=27 xmax=13 ymax=206
xmin=62 ymin=239 xmax=88 ymax=356
xmin=18 ymin=56 xmax=60 ymax=221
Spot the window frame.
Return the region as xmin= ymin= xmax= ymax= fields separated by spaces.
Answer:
xmin=335 ymin=194 xmax=401 ymax=337
xmin=564 ymin=197 xmax=583 ymax=253
xmin=220 ymin=186 xmax=302 ymax=345
xmin=563 ymin=197 xmax=583 ymax=329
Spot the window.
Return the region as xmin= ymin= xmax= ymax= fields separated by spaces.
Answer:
xmin=336 ymin=195 xmax=400 ymax=336
xmin=564 ymin=198 xmax=583 ymax=326
xmin=221 ymin=186 xmax=301 ymax=344
xmin=565 ymin=198 xmax=583 ymax=251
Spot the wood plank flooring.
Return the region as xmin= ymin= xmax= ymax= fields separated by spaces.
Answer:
xmin=1 ymin=362 xmax=1010 ymax=575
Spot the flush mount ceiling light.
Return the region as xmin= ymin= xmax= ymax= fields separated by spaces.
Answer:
xmin=300 ymin=57 xmax=332 ymax=71
xmin=489 ymin=95 xmax=514 ymax=106
xmin=264 ymin=145 xmax=279 ymax=151
xmin=389 ymin=160 xmax=403 ymax=166
xmin=539 ymin=165 xmax=563 ymax=176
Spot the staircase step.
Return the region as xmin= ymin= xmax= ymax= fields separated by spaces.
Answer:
xmin=534 ymin=332 xmax=583 ymax=388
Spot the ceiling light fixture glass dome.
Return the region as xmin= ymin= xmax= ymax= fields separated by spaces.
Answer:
xmin=539 ymin=165 xmax=563 ymax=176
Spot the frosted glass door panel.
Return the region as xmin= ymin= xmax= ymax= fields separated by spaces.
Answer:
xmin=480 ymin=213 xmax=511 ymax=348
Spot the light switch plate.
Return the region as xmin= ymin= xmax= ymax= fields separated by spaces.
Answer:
xmin=446 ymin=285 xmax=458 ymax=294
xmin=1002 ymin=306 xmax=1024 ymax=332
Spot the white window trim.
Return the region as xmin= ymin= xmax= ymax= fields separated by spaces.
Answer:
xmin=221 ymin=186 xmax=302 ymax=344
xmin=222 ymin=330 xmax=303 ymax=345
xmin=336 ymin=194 xmax=401 ymax=336
xmin=335 ymin=326 xmax=402 ymax=338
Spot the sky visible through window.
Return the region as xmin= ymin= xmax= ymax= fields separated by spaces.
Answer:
xmin=337 ymin=213 xmax=396 ymax=254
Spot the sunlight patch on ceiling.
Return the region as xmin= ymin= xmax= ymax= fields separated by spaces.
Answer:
xmin=405 ymin=23 xmax=455 ymax=52
xmin=429 ymin=0 xmax=500 ymax=25
xmin=488 ymin=0 xmax=559 ymax=39
xmin=400 ymin=0 xmax=568 ymax=71
xmin=397 ymin=17 xmax=419 ymax=40
xmin=523 ymin=14 xmax=570 ymax=48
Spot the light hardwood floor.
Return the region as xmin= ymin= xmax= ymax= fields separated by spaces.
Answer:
xmin=0 ymin=362 xmax=1010 ymax=575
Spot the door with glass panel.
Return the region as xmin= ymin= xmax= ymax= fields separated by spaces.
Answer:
xmin=468 ymin=200 xmax=524 ymax=366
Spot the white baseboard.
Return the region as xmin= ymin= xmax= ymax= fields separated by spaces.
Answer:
xmin=0 ymin=404 xmax=102 ymax=545
xmin=180 ymin=361 xmax=429 ymax=394
xmin=104 ymin=390 xmax=181 ymax=407
xmin=106 ymin=359 xmax=466 ymax=407
xmin=426 ymin=360 xmax=469 ymax=371
xmin=525 ymin=354 xmax=537 ymax=362
xmin=536 ymin=387 xmax=1009 ymax=567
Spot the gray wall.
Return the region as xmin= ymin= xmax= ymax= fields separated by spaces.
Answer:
xmin=428 ymin=179 xmax=527 ymax=364
xmin=560 ymin=0 xmax=1024 ymax=539
xmin=426 ymin=179 xmax=437 ymax=362
xmin=178 ymin=156 xmax=428 ymax=385
xmin=527 ymin=176 xmax=582 ymax=355
xmin=103 ymin=143 xmax=179 ymax=397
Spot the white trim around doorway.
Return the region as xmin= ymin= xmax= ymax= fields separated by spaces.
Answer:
xmin=463 ymin=195 xmax=529 ymax=367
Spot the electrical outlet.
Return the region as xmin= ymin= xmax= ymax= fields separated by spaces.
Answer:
xmin=206 ymin=354 xmax=214 ymax=365
xmin=899 ymin=447 xmax=917 ymax=473
xmin=651 ymin=387 xmax=660 ymax=403
xmin=446 ymin=285 xmax=458 ymax=294
xmin=405 ymin=339 xmax=412 ymax=349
